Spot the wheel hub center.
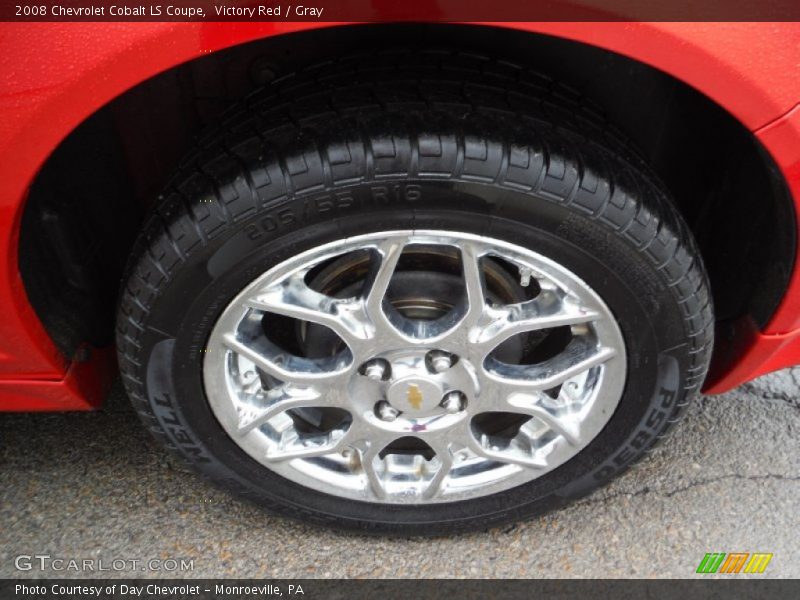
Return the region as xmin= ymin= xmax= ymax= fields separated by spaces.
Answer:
xmin=386 ymin=376 xmax=443 ymax=416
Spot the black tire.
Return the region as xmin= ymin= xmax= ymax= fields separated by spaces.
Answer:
xmin=116 ymin=52 xmax=714 ymax=535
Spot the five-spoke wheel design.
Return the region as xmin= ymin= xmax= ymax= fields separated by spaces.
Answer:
xmin=204 ymin=231 xmax=626 ymax=503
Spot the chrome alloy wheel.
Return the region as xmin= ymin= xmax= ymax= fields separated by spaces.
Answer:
xmin=204 ymin=231 xmax=626 ymax=504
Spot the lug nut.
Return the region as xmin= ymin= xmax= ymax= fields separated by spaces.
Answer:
xmin=441 ymin=391 xmax=467 ymax=413
xmin=375 ymin=400 xmax=400 ymax=422
xmin=431 ymin=355 xmax=452 ymax=373
xmin=363 ymin=359 xmax=389 ymax=381
xmin=428 ymin=351 xmax=456 ymax=373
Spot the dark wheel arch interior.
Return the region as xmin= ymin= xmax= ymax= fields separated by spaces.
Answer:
xmin=18 ymin=23 xmax=795 ymax=369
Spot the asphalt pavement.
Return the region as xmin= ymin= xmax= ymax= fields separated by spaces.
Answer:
xmin=1 ymin=368 xmax=798 ymax=578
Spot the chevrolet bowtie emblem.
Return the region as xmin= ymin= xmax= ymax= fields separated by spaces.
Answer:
xmin=406 ymin=384 xmax=423 ymax=410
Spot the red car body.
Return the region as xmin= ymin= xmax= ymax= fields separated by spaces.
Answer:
xmin=2 ymin=21 xmax=800 ymax=412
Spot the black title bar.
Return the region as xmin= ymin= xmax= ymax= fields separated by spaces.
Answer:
xmin=3 ymin=0 xmax=800 ymax=22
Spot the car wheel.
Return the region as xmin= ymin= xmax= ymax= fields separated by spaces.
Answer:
xmin=117 ymin=54 xmax=713 ymax=534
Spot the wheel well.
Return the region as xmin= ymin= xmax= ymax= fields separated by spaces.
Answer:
xmin=19 ymin=23 xmax=795 ymax=361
